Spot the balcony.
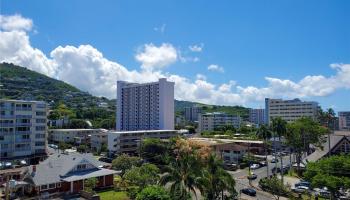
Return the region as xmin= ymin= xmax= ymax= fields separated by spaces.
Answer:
xmin=0 ymin=123 xmax=14 ymax=127
xmin=16 ymin=122 xmax=32 ymax=126
xmin=15 ymin=138 xmax=31 ymax=143
xmin=0 ymin=115 xmax=14 ymax=119
xmin=16 ymin=131 xmax=31 ymax=135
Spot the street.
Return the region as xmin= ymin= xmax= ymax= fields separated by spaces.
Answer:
xmin=228 ymin=155 xmax=293 ymax=200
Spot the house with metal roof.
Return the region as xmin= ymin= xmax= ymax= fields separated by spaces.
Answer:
xmin=23 ymin=152 xmax=119 ymax=196
xmin=304 ymin=133 xmax=350 ymax=163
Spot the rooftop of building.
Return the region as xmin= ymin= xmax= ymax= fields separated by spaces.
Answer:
xmin=202 ymin=112 xmax=240 ymax=116
xmin=49 ymin=128 xmax=108 ymax=132
xmin=189 ymin=137 xmax=264 ymax=145
xmin=117 ymin=78 xmax=174 ymax=88
xmin=108 ymin=129 xmax=178 ymax=134
xmin=266 ymin=98 xmax=318 ymax=104
xmin=26 ymin=152 xmax=118 ymax=185
xmin=0 ymin=99 xmax=46 ymax=104
xmin=304 ymin=133 xmax=350 ymax=163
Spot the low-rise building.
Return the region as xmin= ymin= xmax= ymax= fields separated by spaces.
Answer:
xmin=189 ymin=137 xmax=264 ymax=164
xmin=198 ymin=112 xmax=241 ymax=133
xmin=91 ymin=130 xmax=108 ymax=152
xmin=49 ymin=129 xmax=107 ymax=145
xmin=304 ymin=131 xmax=350 ymax=163
xmin=108 ymin=130 xmax=180 ymax=155
xmin=23 ymin=152 xmax=119 ymax=196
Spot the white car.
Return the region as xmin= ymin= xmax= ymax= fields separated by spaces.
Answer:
xmin=250 ymin=164 xmax=260 ymax=170
xmin=292 ymin=186 xmax=309 ymax=193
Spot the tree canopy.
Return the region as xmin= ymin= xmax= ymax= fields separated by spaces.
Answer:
xmin=304 ymin=155 xmax=350 ymax=196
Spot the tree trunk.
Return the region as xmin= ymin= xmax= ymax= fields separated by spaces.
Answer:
xmin=265 ymin=139 xmax=269 ymax=178
xmin=279 ymin=136 xmax=284 ymax=184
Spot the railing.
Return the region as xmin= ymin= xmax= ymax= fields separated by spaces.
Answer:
xmin=15 ymin=138 xmax=31 ymax=143
xmin=0 ymin=115 xmax=14 ymax=119
xmin=0 ymin=123 xmax=14 ymax=127
xmin=15 ymin=131 xmax=31 ymax=134
xmin=15 ymin=107 xmax=32 ymax=111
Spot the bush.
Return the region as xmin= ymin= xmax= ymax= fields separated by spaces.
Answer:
xmin=136 ymin=185 xmax=171 ymax=200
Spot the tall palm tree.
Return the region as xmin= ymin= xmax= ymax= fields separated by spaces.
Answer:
xmin=197 ymin=154 xmax=236 ymax=200
xmin=256 ymin=124 xmax=272 ymax=177
xmin=271 ymin=117 xmax=287 ymax=183
xmin=159 ymin=151 xmax=201 ymax=200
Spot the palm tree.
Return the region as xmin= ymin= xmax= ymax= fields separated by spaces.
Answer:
xmin=159 ymin=150 xmax=201 ymax=200
xmin=197 ymin=154 xmax=236 ymax=200
xmin=271 ymin=117 xmax=287 ymax=183
xmin=256 ymin=124 xmax=272 ymax=177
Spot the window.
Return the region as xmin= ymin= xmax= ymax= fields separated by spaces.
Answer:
xmin=22 ymin=134 xmax=30 ymax=139
xmin=35 ymin=142 xmax=45 ymax=146
xmin=57 ymin=182 xmax=61 ymax=188
xmin=49 ymin=183 xmax=55 ymax=189
xmin=36 ymin=126 xmax=46 ymax=131
xmin=77 ymin=164 xmax=86 ymax=170
xmin=41 ymin=185 xmax=47 ymax=190
xmin=36 ymin=119 xmax=46 ymax=123
xmin=35 ymin=134 xmax=45 ymax=139
xmin=36 ymin=111 xmax=46 ymax=116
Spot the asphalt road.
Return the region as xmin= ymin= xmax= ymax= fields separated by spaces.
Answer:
xmin=228 ymin=155 xmax=292 ymax=200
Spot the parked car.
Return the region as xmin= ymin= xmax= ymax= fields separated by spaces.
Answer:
xmin=271 ymin=157 xmax=279 ymax=163
xmin=241 ymin=188 xmax=256 ymax=196
xmin=250 ymin=163 xmax=260 ymax=170
xmin=4 ymin=162 xmax=12 ymax=169
xmin=295 ymin=181 xmax=310 ymax=188
xmin=292 ymin=186 xmax=309 ymax=193
xmin=259 ymin=161 xmax=267 ymax=166
xmin=272 ymin=165 xmax=290 ymax=174
xmin=247 ymin=173 xmax=257 ymax=180
xmin=224 ymin=163 xmax=238 ymax=171
xmin=98 ymin=157 xmax=113 ymax=163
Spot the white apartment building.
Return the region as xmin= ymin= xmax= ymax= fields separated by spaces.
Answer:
xmin=184 ymin=106 xmax=202 ymax=122
xmin=116 ymin=78 xmax=174 ymax=131
xmin=249 ymin=108 xmax=265 ymax=126
xmin=339 ymin=112 xmax=350 ymax=130
xmin=49 ymin=129 xmax=107 ymax=145
xmin=91 ymin=131 xmax=108 ymax=151
xmin=108 ymin=130 xmax=180 ymax=155
xmin=0 ymin=99 xmax=48 ymax=161
xmin=198 ymin=112 xmax=241 ymax=133
xmin=265 ymin=98 xmax=319 ymax=124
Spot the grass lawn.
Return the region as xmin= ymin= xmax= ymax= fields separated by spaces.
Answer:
xmin=98 ymin=190 xmax=129 ymax=200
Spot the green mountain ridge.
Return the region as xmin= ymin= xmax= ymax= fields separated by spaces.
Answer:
xmin=0 ymin=62 xmax=249 ymax=119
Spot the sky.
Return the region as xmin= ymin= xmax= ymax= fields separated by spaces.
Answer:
xmin=0 ymin=0 xmax=349 ymax=112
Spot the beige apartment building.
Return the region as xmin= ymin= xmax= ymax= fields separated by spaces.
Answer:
xmin=265 ymin=98 xmax=319 ymax=124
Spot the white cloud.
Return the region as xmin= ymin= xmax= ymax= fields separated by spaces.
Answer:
xmin=135 ymin=43 xmax=177 ymax=71
xmin=208 ymin=64 xmax=224 ymax=73
xmin=154 ymin=24 xmax=166 ymax=33
xmin=189 ymin=43 xmax=203 ymax=52
xmin=196 ymin=74 xmax=207 ymax=81
xmin=0 ymin=14 xmax=33 ymax=31
xmin=1 ymin=14 xmax=350 ymax=106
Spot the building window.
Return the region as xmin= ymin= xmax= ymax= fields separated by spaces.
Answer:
xmin=77 ymin=164 xmax=87 ymax=170
xmin=48 ymin=183 xmax=55 ymax=189
xmin=36 ymin=111 xmax=46 ymax=116
xmin=57 ymin=182 xmax=61 ymax=188
xmin=36 ymin=126 xmax=46 ymax=131
xmin=41 ymin=185 xmax=48 ymax=190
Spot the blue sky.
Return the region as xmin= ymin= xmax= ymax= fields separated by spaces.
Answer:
xmin=1 ymin=0 xmax=349 ymax=111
